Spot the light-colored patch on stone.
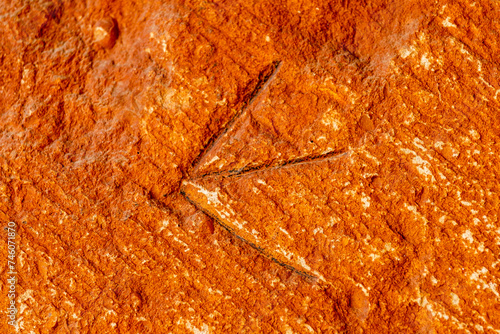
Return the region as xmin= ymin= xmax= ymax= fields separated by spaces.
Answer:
xmin=434 ymin=141 xmax=445 ymax=149
xmin=184 ymin=320 xmax=210 ymax=334
xmin=361 ymin=195 xmax=371 ymax=209
xmin=313 ymin=227 xmax=323 ymax=235
xmin=320 ymin=107 xmax=341 ymax=130
xmin=399 ymin=45 xmax=416 ymax=59
xmin=296 ymin=256 xmax=312 ymax=271
xmin=159 ymin=219 xmax=171 ymax=232
xmin=279 ymin=227 xmax=293 ymax=238
xmin=413 ymin=156 xmax=435 ymax=179
xmin=462 ymin=230 xmax=473 ymax=243
xmin=207 ymin=155 xmax=220 ymax=166
xmin=185 ymin=181 xmax=245 ymax=230
xmin=442 ymin=17 xmax=456 ymax=28
xmin=421 ymin=54 xmax=431 ymax=70
xmin=469 ymin=129 xmax=480 ymax=140
xmin=400 ymin=148 xmax=436 ymax=181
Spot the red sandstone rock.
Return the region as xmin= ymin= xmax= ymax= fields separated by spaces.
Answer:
xmin=1 ymin=0 xmax=499 ymax=333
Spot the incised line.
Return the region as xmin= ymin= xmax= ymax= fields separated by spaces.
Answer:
xmin=190 ymin=60 xmax=282 ymax=174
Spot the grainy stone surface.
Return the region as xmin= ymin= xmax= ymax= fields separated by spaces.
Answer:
xmin=1 ymin=0 xmax=499 ymax=333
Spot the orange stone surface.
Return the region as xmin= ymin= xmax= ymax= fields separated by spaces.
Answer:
xmin=1 ymin=0 xmax=500 ymax=333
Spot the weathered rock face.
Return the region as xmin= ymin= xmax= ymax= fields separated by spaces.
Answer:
xmin=1 ymin=0 xmax=499 ymax=333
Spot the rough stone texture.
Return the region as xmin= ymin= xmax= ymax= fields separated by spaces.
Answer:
xmin=1 ymin=0 xmax=499 ymax=333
